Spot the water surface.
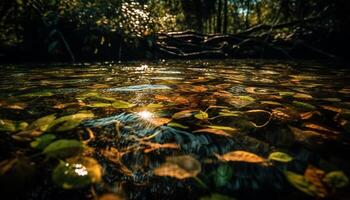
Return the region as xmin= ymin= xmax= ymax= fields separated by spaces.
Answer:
xmin=1 ymin=60 xmax=350 ymax=200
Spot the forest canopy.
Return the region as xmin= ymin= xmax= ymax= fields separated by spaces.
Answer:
xmin=0 ymin=0 xmax=349 ymax=61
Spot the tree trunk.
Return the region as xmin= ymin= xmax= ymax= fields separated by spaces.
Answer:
xmin=223 ymin=0 xmax=228 ymax=34
xmin=216 ymin=0 xmax=222 ymax=33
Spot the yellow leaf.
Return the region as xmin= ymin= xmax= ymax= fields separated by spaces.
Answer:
xmin=194 ymin=110 xmax=208 ymax=120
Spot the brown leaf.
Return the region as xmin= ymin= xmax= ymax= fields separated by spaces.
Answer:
xmin=193 ymin=128 xmax=232 ymax=137
xmin=320 ymin=105 xmax=342 ymax=113
xmin=304 ymin=165 xmax=328 ymax=198
xmin=172 ymin=110 xmax=195 ymax=119
xmin=293 ymin=93 xmax=313 ymax=100
xmin=141 ymin=142 xmax=179 ymax=153
xmin=100 ymin=147 xmax=132 ymax=176
xmin=300 ymin=111 xmax=319 ymax=120
xmin=148 ymin=118 xmax=172 ymax=127
xmin=215 ymin=150 xmax=266 ymax=164
xmin=191 ymin=85 xmax=208 ymax=93
xmin=304 ymin=123 xmax=339 ymax=135
xmin=153 ymin=155 xmax=201 ymax=179
xmin=154 ymin=94 xmax=170 ymax=101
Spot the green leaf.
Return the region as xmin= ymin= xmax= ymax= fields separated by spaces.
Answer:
xmin=112 ymin=100 xmax=136 ymax=109
xmin=268 ymin=152 xmax=293 ymax=162
xmin=30 ymin=134 xmax=56 ymax=149
xmin=284 ymin=171 xmax=318 ymax=197
xmin=153 ymin=155 xmax=201 ymax=179
xmin=49 ymin=110 xmax=94 ymax=131
xmin=218 ymin=110 xmax=242 ymax=117
xmin=43 ymin=139 xmax=84 ymax=158
xmin=0 ymin=119 xmax=28 ymax=132
xmin=213 ymin=164 xmax=233 ymax=188
xmin=226 ymin=96 xmax=255 ymax=108
xmin=52 ymin=157 xmax=102 ymax=189
xmin=292 ymin=101 xmax=316 ymax=111
xmin=28 ymin=114 xmax=56 ymax=132
xmin=207 ymin=125 xmax=237 ymax=132
xmin=167 ymin=122 xmax=189 ymax=129
xmin=279 ymin=92 xmax=295 ymax=97
xmin=260 ymin=101 xmax=282 ymax=106
xmin=145 ymin=103 xmax=163 ymax=109
xmin=194 ymin=110 xmax=208 ymax=120
xmin=323 ymin=171 xmax=349 ymax=189
xmin=19 ymin=91 xmax=53 ymax=98
xmin=55 ymin=119 xmax=82 ymax=132
xmin=86 ymin=102 xmax=111 ymax=108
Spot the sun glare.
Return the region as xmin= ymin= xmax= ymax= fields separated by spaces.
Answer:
xmin=137 ymin=110 xmax=153 ymax=119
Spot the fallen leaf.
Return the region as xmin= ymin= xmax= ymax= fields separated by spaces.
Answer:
xmin=52 ymin=157 xmax=102 ymax=189
xmin=172 ymin=110 xmax=194 ymax=119
xmin=193 ymin=128 xmax=231 ymax=137
xmin=323 ymin=171 xmax=349 ymax=189
xmin=268 ymin=152 xmax=293 ymax=163
xmin=284 ymin=171 xmax=319 ymax=197
xmin=215 ymin=150 xmax=266 ymax=164
xmin=194 ymin=110 xmax=208 ymax=120
xmin=167 ymin=122 xmax=189 ymax=129
xmin=304 ymin=165 xmax=327 ymax=198
xmin=153 ymin=155 xmax=201 ymax=179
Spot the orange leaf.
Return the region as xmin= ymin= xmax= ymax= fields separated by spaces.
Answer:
xmin=172 ymin=110 xmax=194 ymax=119
xmin=304 ymin=165 xmax=328 ymax=198
xmin=304 ymin=123 xmax=339 ymax=135
xmin=191 ymin=85 xmax=207 ymax=93
xmin=148 ymin=118 xmax=172 ymax=127
xmin=215 ymin=150 xmax=266 ymax=164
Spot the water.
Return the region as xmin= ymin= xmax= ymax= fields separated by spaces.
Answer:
xmin=0 ymin=60 xmax=350 ymax=200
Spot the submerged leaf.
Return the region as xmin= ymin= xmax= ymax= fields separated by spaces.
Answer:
xmin=218 ymin=110 xmax=242 ymax=117
xmin=19 ymin=91 xmax=53 ymax=98
xmin=112 ymin=100 xmax=136 ymax=109
xmin=285 ymin=171 xmax=319 ymax=197
xmin=293 ymin=101 xmax=316 ymax=111
xmin=172 ymin=110 xmax=194 ymax=119
xmin=30 ymin=134 xmax=56 ymax=149
xmin=193 ymin=128 xmax=231 ymax=137
xmin=145 ymin=103 xmax=163 ymax=109
xmin=304 ymin=166 xmax=327 ymax=198
xmin=226 ymin=96 xmax=255 ymax=108
xmin=213 ymin=164 xmax=234 ymax=188
xmin=43 ymin=139 xmax=84 ymax=158
xmin=28 ymin=114 xmax=56 ymax=132
xmin=279 ymin=92 xmax=295 ymax=97
xmin=293 ymin=93 xmax=313 ymax=100
xmin=167 ymin=122 xmax=189 ymax=129
xmin=148 ymin=117 xmax=171 ymax=127
xmin=268 ymin=152 xmax=293 ymax=163
xmin=0 ymin=119 xmax=28 ymax=132
xmin=49 ymin=110 xmax=94 ymax=131
xmin=153 ymin=155 xmax=201 ymax=179
xmin=215 ymin=151 xmax=266 ymax=164
xmin=323 ymin=171 xmax=349 ymax=189
xmin=194 ymin=110 xmax=208 ymax=120
xmin=52 ymin=157 xmax=102 ymax=189
xmin=87 ymin=102 xmax=111 ymax=108
xmin=207 ymin=125 xmax=237 ymax=132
